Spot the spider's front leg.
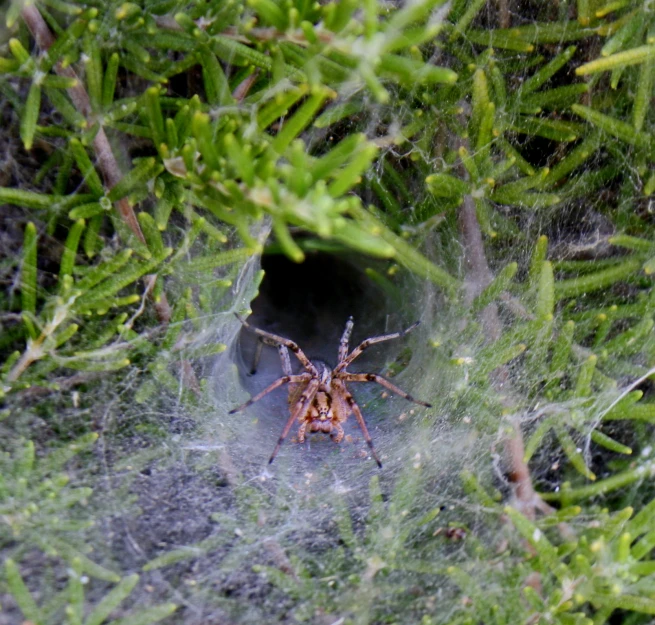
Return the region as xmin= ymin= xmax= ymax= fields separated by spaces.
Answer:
xmin=228 ymin=372 xmax=311 ymax=414
xmin=331 ymin=422 xmax=345 ymax=444
xmin=333 ymin=379 xmax=382 ymax=467
xmin=343 ymin=373 xmax=432 ymax=408
xmin=269 ymin=378 xmax=320 ymax=464
xmin=338 ymin=316 xmax=354 ymax=362
xmin=335 ymin=321 xmax=421 ymax=372
xmin=297 ymin=420 xmax=308 ymax=443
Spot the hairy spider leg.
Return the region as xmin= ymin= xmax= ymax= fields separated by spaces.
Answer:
xmin=334 ymin=379 xmax=382 ymax=468
xmin=278 ymin=345 xmax=302 ymax=408
xmin=334 ymin=321 xmax=421 ymax=372
xmin=338 ymin=316 xmax=354 ymax=362
xmin=269 ymin=378 xmax=320 ymax=464
xmin=342 ymin=372 xmax=432 ymax=408
xmin=250 ymin=339 xmax=264 ymax=374
xmin=228 ymin=372 xmax=312 ymax=414
xmin=235 ymin=313 xmax=318 ymax=376
xmin=278 ymin=345 xmax=293 ymax=376
xmin=249 ymin=336 xmax=293 ymax=378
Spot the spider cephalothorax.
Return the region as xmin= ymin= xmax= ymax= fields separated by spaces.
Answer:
xmin=229 ymin=314 xmax=431 ymax=467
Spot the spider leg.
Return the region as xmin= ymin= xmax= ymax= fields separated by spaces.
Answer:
xmin=338 ymin=316 xmax=354 ymax=362
xmin=278 ymin=345 xmax=293 ymax=376
xmin=334 ymin=380 xmax=382 ymax=467
xmin=250 ymin=339 xmax=264 ymax=375
xmin=297 ymin=420 xmax=308 ymax=443
xmin=235 ymin=313 xmax=318 ymax=376
xmin=335 ymin=321 xmax=421 ymax=372
xmin=331 ymin=422 xmax=345 ymax=443
xmin=249 ymin=337 xmax=293 ymax=377
xmin=229 ymin=373 xmax=312 ymax=414
xmin=342 ymin=373 xmax=432 ymax=408
xmin=278 ymin=345 xmax=297 ymax=406
xmin=269 ymin=379 xmax=319 ymax=464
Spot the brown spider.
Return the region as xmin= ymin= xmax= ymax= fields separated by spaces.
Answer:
xmin=229 ymin=314 xmax=431 ymax=467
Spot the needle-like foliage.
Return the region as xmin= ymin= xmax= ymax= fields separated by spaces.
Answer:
xmin=2 ymin=0 xmax=655 ymax=624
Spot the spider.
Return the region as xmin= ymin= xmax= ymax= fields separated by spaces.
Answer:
xmin=229 ymin=313 xmax=431 ymax=467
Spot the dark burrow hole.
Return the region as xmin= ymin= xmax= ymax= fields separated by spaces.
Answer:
xmin=237 ymin=251 xmax=394 ymax=376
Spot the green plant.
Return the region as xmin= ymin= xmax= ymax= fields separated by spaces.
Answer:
xmin=3 ymin=0 xmax=655 ymax=623
xmin=4 ymin=558 xmax=176 ymax=625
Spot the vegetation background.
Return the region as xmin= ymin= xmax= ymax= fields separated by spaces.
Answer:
xmin=2 ymin=0 xmax=655 ymax=623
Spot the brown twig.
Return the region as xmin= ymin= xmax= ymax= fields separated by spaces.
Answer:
xmin=232 ymin=70 xmax=260 ymax=102
xmin=496 ymin=0 xmax=511 ymax=29
xmin=20 ymin=5 xmax=171 ymax=324
xmin=13 ymin=371 xmax=106 ymax=401
xmin=263 ymin=538 xmax=298 ymax=580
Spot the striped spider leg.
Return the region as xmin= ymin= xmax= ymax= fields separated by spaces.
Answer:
xmin=229 ymin=314 xmax=431 ymax=467
xmin=333 ymin=319 xmax=431 ymax=466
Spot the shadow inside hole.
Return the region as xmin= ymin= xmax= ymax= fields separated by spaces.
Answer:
xmin=238 ymin=251 xmax=393 ymax=377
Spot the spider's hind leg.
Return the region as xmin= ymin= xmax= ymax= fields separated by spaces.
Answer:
xmin=250 ymin=338 xmax=264 ymax=375
xmin=278 ymin=345 xmax=293 ymax=376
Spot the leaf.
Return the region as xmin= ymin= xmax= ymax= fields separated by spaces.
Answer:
xmin=106 ymin=603 xmax=177 ymax=625
xmin=46 ymin=538 xmax=121 ymax=582
xmin=21 ymin=222 xmax=38 ymax=319
xmin=504 ymin=507 xmax=562 ymax=573
xmin=425 ymin=172 xmax=469 ymax=198
xmin=554 ymin=423 xmax=596 ymax=480
xmin=272 ymin=217 xmax=304 ymax=263
xmin=60 ymin=219 xmax=85 ymax=281
xmin=521 ymin=46 xmax=578 ymax=93
xmin=536 ymin=261 xmax=554 ymax=319
xmin=555 ymin=258 xmax=641 ymax=299
xmin=21 ymin=82 xmax=41 ymax=151
xmin=576 ymin=44 xmax=655 ymax=74
xmin=450 ymin=0 xmax=488 ymax=39
xmin=107 ymin=158 xmax=162 ymax=202
xmin=137 ymin=212 xmax=164 ymax=258
xmin=70 ymin=138 xmax=105 ymax=196
xmin=144 ymin=86 xmax=165 ymax=148
xmin=103 ymin=52 xmax=120 ymax=108
xmin=4 ymin=559 xmax=43 ymax=625
xmin=198 ymin=44 xmax=232 ymax=106
xmin=272 ymin=88 xmax=332 ymax=154
xmin=83 ymin=32 xmax=103 ymax=111
xmin=349 ymin=204 xmax=460 ymax=291
xmin=571 ymin=104 xmax=652 ymax=147
xmin=328 ymin=143 xmax=378 ymax=197
xmin=472 ymin=262 xmax=518 ymax=313
xmin=85 ymin=574 xmax=140 ymax=625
